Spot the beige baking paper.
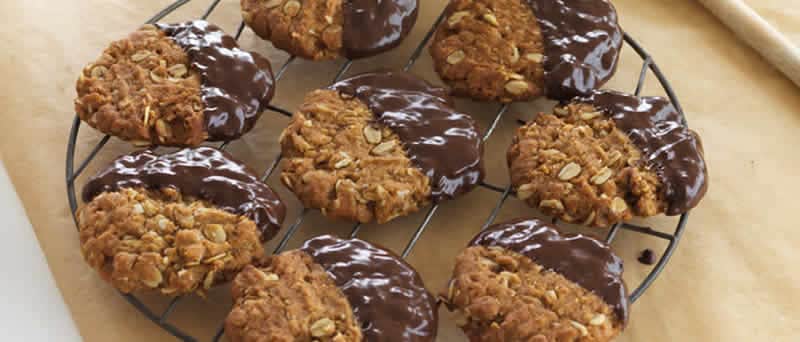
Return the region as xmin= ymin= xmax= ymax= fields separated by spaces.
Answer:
xmin=1 ymin=0 xmax=798 ymax=340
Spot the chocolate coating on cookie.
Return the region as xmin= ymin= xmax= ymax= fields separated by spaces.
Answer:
xmin=157 ymin=20 xmax=275 ymax=141
xmin=330 ymin=71 xmax=484 ymax=201
xmin=527 ymin=0 xmax=623 ymax=100
xmin=576 ymin=90 xmax=708 ymax=215
xmin=471 ymin=218 xmax=628 ymax=323
xmin=301 ymin=235 xmax=438 ymax=341
xmin=82 ymin=147 xmax=285 ymax=240
xmin=343 ymin=0 xmax=418 ymax=58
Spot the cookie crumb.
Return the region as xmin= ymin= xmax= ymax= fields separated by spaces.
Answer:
xmin=638 ymin=249 xmax=656 ymax=265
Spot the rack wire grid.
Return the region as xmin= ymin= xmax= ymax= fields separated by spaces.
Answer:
xmin=65 ymin=0 xmax=691 ymax=340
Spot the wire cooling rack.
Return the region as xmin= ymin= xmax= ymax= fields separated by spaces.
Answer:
xmin=65 ymin=0 xmax=690 ymax=340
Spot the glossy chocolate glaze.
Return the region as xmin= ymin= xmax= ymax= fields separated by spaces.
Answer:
xmin=577 ymin=90 xmax=709 ymax=215
xmin=157 ymin=21 xmax=275 ymax=141
xmin=525 ymin=0 xmax=623 ymax=100
xmin=301 ymin=235 xmax=437 ymax=341
xmin=82 ymin=147 xmax=286 ymax=241
xmin=471 ymin=218 xmax=629 ymax=324
xmin=342 ymin=0 xmax=418 ymax=59
xmin=330 ymin=71 xmax=484 ymax=201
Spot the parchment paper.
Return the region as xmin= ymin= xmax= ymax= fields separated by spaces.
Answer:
xmin=1 ymin=0 xmax=798 ymax=340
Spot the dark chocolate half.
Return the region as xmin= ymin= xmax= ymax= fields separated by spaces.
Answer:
xmin=470 ymin=218 xmax=629 ymax=324
xmin=329 ymin=71 xmax=484 ymax=201
xmin=342 ymin=0 xmax=418 ymax=59
xmin=525 ymin=0 xmax=623 ymax=100
xmin=575 ymin=90 xmax=709 ymax=215
xmin=82 ymin=147 xmax=286 ymax=241
xmin=156 ymin=20 xmax=275 ymax=141
xmin=301 ymin=235 xmax=438 ymax=342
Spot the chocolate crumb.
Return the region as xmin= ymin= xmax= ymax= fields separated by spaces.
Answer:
xmin=638 ymin=249 xmax=656 ymax=265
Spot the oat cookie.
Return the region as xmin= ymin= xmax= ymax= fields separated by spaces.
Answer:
xmin=77 ymin=147 xmax=286 ymax=296
xmin=280 ymin=71 xmax=484 ymax=223
xmin=75 ymin=20 xmax=274 ymax=146
xmin=430 ymin=0 xmax=622 ymax=102
xmin=226 ymin=235 xmax=438 ymax=341
xmin=241 ymin=0 xmax=418 ymax=60
xmin=78 ymin=187 xmax=265 ymax=296
xmin=443 ymin=219 xmax=628 ymax=341
xmin=225 ymin=252 xmax=362 ymax=342
xmin=507 ymin=90 xmax=708 ymax=227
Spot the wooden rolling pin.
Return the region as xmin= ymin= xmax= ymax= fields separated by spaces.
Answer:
xmin=698 ymin=0 xmax=800 ymax=87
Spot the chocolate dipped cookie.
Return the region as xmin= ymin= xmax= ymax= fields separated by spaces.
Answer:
xmin=225 ymin=235 xmax=438 ymax=341
xmin=279 ymin=71 xmax=485 ymax=223
xmin=507 ymin=90 xmax=708 ymax=227
xmin=241 ymin=0 xmax=418 ymax=60
xmin=430 ymin=0 xmax=623 ymax=102
xmin=75 ymin=20 xmax=275 ymax=146
xmin=77 ymin=147 xmax=285 ymax=296
xmin=443 ymin=218 xmax=628 ymax=341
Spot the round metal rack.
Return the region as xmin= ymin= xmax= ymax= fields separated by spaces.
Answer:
xmin=66 ymin=0 xmax=690 ymax=340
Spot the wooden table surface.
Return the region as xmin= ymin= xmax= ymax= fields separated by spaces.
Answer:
xmin=1 ymin=0 xmax=798 ymax=340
